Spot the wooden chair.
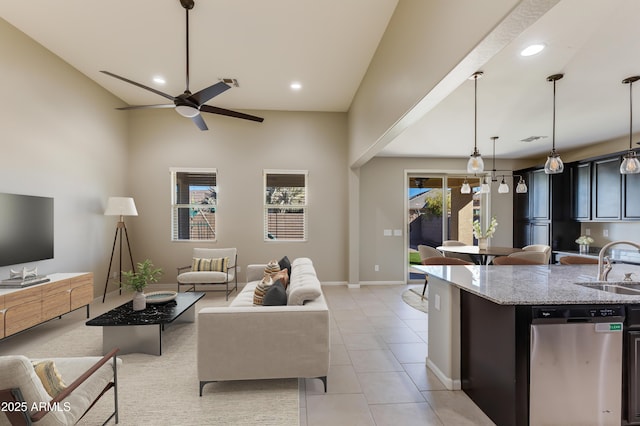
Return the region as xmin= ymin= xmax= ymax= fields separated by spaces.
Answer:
xmin=493 ymin=252 xmax=545 ymax=265
xmin=0 ymin=348 xmax=120 ymax=425
xmin=559 ymin=256 xmax=598 ymax=265
xmin=177 ymin=248 xmax=238 ymax=300
xmin=522 ymin=244 xmax=552 ymax=264
xmin=418 ymin=257 xmax=473 ymax=300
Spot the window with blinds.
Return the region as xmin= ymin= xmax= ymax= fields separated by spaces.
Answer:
xmin=264 ymin=170 xmax=307 ymax=241
xmin=170 ymin=168 xmax=217 ymax=241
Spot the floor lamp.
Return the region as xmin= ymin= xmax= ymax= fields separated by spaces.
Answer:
xmin=102 ymin=197 xmax=137 ymax=302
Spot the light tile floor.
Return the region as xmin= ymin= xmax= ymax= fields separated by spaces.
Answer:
xmin=300 ymin=284 xmax=495 ymax=426
xmin=0 ymin=283 xmax=496 ymax=425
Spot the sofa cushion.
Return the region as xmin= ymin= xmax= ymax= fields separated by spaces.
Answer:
xmin=272 ymin=269 xmax=289 ymax=288
xmin=192 ymin=257 xmax=229 ymax=273
xmin=264 ymin=260 xmax=281 ymax=276
xmin=177 ymin=270 xmax=234 ymax=284
xmin=288 ymin=277 xmax=322 ymax=305
xmin=278 ymin=256 xmax=292 ymax=276
xmin=32 ymin=360 xmax=67 ymax=397
xmin=253 ymin=276 xmax=273 ymax=305
xmin=263 ymin=280 xmax=287 ymax=306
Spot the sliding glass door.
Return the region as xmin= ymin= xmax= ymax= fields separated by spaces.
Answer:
xmin=407 ymin=174 xmax=481 ymax=280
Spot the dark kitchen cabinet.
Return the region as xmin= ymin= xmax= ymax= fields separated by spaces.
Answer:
xmin=571 ymin=162 xmax=591 ymax=220
xmin=513 ymin=167 xmax=579 ymax=251
xmin=624 ymin=172 xmax=640 ymax=220
xmin=592 ymin=156 xmax=622 ymax=220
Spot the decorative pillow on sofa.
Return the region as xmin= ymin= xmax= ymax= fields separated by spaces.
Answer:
xmin=272 ymin=269 xmax=289 ymax=288
xmin=264 ymin=260 xmax=281 ymax=277
xmin=263 ymin=280 xmax=287 ymax=306
xmin=278 ymin=256 xmax=292 ymax=276
xmin=32 ymin=360 xmax=67 ymax=397
xmin=253 ymin=275 xmax=273 ymax=305
xmin=192 ymin=257 xmax=229 ymax=273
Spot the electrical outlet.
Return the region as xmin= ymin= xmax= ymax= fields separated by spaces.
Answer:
xmin=435 ymin=294 xmax=441 ymax=311
xmin=374 ymin=264 xmax=379 ymax=272
xmin=585 ymin=228 xmax=591 ymax=236
xmin=603 ymin=229 xmax=609 ymax=237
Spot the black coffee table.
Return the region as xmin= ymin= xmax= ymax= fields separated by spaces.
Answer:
xmin=86 ymin=292 xmax=205 ymax=355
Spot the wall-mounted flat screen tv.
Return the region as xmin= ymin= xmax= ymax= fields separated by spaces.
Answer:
xmin=0 ymin=193 xmax=54 ymax=267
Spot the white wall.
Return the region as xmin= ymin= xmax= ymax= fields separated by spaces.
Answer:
xmin=124 ymin=108 xmax=349 ymax=285
xmin=0 ymin=18 xmax=129 ymax=292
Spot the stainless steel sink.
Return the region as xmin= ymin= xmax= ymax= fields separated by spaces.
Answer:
xmin=575 ymin=282 xmax=640 ymax=295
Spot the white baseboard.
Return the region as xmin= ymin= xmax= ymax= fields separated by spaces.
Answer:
xmin=358 ymin=280 xmax=405 ymax=286
xmin=320 ymin=281 xmax=349 ymax=286
xmin=426 ymin=357 xmax=461 ymax=391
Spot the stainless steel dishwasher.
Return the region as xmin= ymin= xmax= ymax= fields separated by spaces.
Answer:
xmin=530 ymin=305 xmax=625 ymax=426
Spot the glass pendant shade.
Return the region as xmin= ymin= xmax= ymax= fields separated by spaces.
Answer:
xmin=621 ymin=151 xmax=640 ymax=174
xmin=516 ymin=177 xmax=528 ymax=193
xmin=480 ymin=176 xmax=491 ymax=193
xmin=467 ymin=148 xmax=484 ymax=174
xmin=498 ymin=177 xmax=509 ymax=194
xmin=544 ymin=149 xmax=564 ymax=174
xmin=461 ymin=180 xmax=471 ymax=194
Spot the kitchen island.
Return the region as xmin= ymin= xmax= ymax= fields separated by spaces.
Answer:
xmin=414 ymin=263 xmax=640 ymax=426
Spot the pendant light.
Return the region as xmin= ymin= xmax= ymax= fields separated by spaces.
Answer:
xmin=480 ymin=176 xmax=491 ymax=193
xmin=498 ymin=176 xmax=509 ymax=194
xmin=544 ymin=74 xmax=564 ymax=174
xmin=621 ymin=76 xmax=640 ymax=174
xmin=461 ymin=178 xmax=471 ymax=194
xmin=515 ymin=176 xmax=528 ymax=193
xmin=467 ymin=72 xmax=484 ymax=174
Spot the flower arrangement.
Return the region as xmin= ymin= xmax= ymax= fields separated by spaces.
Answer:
xmin=472 ymin=216 xmax=498 ymax=239
xmin=121 ymin=259 xmax=163 ymax=293
xmin=575 ymin=235 xmax=594 ymax=245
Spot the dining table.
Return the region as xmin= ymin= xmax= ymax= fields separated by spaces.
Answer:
xmin=436 ymin=245 xmax=523 ymax=265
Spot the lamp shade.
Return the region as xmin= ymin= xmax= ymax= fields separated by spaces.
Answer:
xmin=104 ymin=197 xmax=138 ymax=216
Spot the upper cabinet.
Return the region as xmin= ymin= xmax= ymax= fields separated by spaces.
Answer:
xmin=592 ymin=157 xmax=622 ymax=220
xmin=567 ymin=151 xmax=640 ymax=222
xmin=571 ymin=162 xmax=591 ymax=220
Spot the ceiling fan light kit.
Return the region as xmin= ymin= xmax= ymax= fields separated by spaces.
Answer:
xmin=101 ymin=0 xmax=263 ymax=130
xmin=621 ymin=76 xmax=640 ymax=174
xmin=544 ymin=73 xmax=565 ymax=174
xmin=467 ymin=72 xmax=485 ymax=174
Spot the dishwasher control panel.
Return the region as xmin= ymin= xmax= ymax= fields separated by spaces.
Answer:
xmin=532 ymin=305 xmax=625 ymax=323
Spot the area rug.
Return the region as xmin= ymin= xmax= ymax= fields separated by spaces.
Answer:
xmin=402 ymin=285 xmax=428 ymax=314
xmin=22 ymin=311 xmax=299 ymax=426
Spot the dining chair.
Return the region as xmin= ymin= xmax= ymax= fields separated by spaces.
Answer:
xmin=493 ymin=251 xmax=546 ymax=265
xmin=559 ymin=256 xmax=598 ymax=265
xmin=522 ymin=245 xmax=552 ymax=264
xmin=442 ymin=240 xmax=475 ymax=263
xmin=417 ymin=245 xmax=444 ymax=262
xmin=417 ymin=257 xmax=473 ymax=300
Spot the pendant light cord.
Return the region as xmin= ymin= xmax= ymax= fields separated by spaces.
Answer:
xmin=552 ymin=78 xmax=556 ymax=151
xmin=630 ymin=79 xmax=634 ymax=151
xmin=474 ymin=74 xmax=478 ymax=152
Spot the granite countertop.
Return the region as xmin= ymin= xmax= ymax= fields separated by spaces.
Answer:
xmin=416 ymin=263 xmax=640 ymax=305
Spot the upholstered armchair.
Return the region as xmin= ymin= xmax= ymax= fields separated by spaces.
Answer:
xmin=177 ymin=248 xmax=238 ymax=300
xmin=0 ymin=348 xmax=120 ymax=425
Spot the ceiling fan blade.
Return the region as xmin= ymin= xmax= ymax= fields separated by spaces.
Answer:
xmin=116 ymin=104 xmax=175 ymax=110
xmin=190 ymin=81 xmax=231 ymax=106
xmin=191 ymin=113 xmax=208 ymax=131
xmin=200 ymin=105 xmax=264 ymax=122
xmin=100 ymin=71 xmax=175 ymax=101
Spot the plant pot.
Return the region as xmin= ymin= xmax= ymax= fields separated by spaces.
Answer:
xmin=579 ymin=244 xmax=590 ymax=254
xmin=132 ymin=291 xmax=146 ymax=311
xmin=478 ymin=238 xmax=489 ymax=250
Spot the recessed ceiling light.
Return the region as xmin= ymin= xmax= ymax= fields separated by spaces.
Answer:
xmin=520 ymin=43 xmax=546 ymax=57
xmin=290 ymin=82 xmax=302 ymax=90
xmin=153 ymin=76 xmax=166 ymax=85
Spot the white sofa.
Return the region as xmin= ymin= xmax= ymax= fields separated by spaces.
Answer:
xmin=197 ymin=257 xmax=330 ymax=396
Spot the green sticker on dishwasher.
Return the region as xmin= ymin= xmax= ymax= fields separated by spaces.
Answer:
xmin=595 ymin=323 xmax=622 ymax=332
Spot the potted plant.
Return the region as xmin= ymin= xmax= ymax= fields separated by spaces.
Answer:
xmin=472 ymin=216 xmax=498 ymax=249
xmin=121 ymin=259 xmax=163 ymax=310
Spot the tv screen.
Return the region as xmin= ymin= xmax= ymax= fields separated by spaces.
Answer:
xmin=0 ymin=193 xmax=54 ymax=267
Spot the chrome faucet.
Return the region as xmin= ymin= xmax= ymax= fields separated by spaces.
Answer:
xmin=597 ymin=240 xmax=640 ymax=281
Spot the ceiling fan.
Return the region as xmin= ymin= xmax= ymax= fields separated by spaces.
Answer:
xmin=100 ymin=0 xmax=263 ymax=131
